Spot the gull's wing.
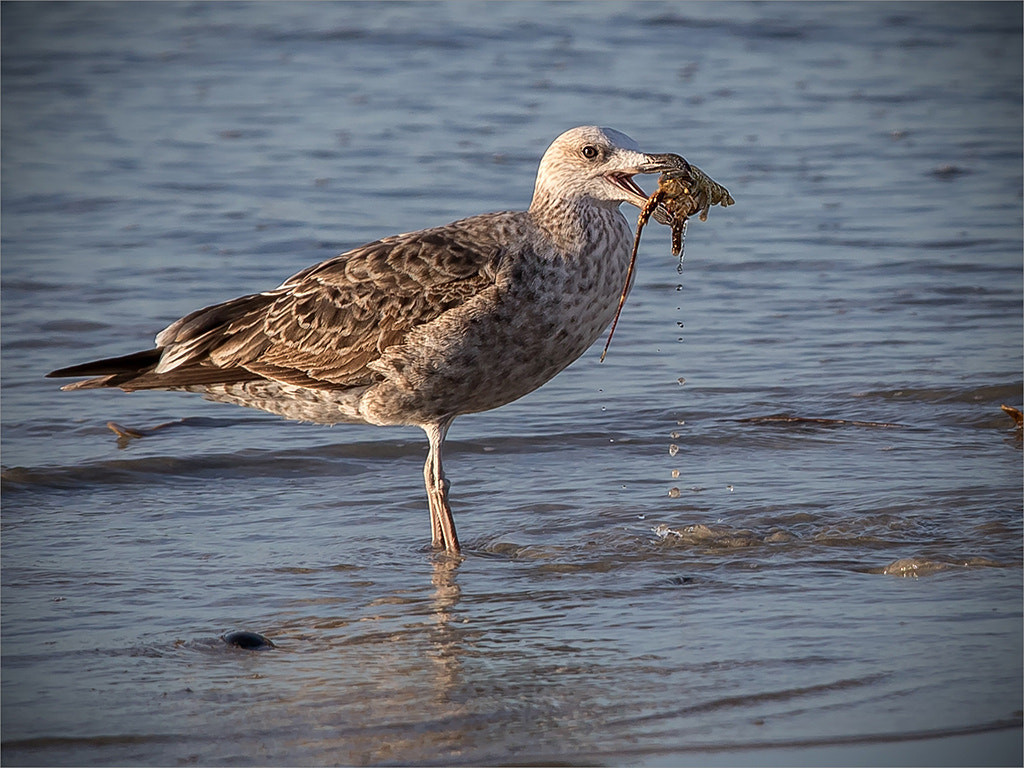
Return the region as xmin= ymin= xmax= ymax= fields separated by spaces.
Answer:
xmin=50 ymin=213 xmax=518 ymax=392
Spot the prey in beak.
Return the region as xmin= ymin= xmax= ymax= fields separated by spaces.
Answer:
xmin=600 ymin=152 xmax=733 ymax=362
xmin=606 ymin=152 xmax=695 ymax=216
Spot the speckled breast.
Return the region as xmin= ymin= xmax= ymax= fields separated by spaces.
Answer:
xmin=361 ymin=208 xmax=634 ymax=426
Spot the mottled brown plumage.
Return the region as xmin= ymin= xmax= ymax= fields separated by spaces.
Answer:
xmin=48 ymin=126 xmax=682 ymax=553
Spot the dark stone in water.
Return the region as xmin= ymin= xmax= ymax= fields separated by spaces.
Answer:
xmin=667 ymin=575 xmax=696 ymax=586
xmin=222 ymin=631 xmax=275 ymax=650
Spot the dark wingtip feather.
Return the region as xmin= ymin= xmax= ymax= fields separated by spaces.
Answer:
xmin=47 ymin=349 xmax=163 ymax=379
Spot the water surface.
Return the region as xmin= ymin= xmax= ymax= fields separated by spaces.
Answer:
xmin=2 ymin=2 xmax=1022 ymax=765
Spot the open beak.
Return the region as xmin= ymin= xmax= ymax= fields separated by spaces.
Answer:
xmin=606 ymin=152 xmax=692 ymax=209
xmin=605 ymin=172 xmax=651 ymax=205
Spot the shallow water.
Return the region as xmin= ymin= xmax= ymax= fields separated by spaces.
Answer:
xmin=2 ymin=2 xmax=1022 ymax=765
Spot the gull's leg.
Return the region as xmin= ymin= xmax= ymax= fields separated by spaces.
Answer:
xmin=423 ymin=421 xmax=445 ymax=547
xmin=423 ymin=419 xmax=460 ymax=554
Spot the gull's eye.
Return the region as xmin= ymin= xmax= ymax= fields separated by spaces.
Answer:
xmin=581 ymin=145 xmax=599 ymax=160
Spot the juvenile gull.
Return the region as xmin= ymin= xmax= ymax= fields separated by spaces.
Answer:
xmin=48 ymin=126 xmax=682 ymax=554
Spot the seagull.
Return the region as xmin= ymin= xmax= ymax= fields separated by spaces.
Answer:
xmin=48 ymin=126 xmax=682 ymax=554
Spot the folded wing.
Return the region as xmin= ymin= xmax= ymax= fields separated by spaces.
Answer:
xmin=48 ymin=214 xmax=514 ymax=392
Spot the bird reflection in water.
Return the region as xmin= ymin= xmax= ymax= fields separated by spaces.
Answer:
xmin=426 ymin=557 xmax=464 ymax=702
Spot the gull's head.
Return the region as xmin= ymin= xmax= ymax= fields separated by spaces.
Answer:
xmin=531 ymin=126 xmax=678 ymax=212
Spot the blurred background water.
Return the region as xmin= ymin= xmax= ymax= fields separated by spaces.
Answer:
xmin=2 ymin=2 xmax=1022 ymax=765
